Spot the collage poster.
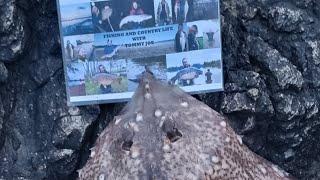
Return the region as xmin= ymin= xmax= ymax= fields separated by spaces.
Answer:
xmin=57 ymin=0 xmax=223 ymax=105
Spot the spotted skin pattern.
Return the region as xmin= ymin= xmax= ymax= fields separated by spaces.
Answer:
xmin=78 ymin=73 xmax=294 ymax=180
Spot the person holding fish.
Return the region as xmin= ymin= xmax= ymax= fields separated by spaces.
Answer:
xmin=156 ymin=0 xmax=171 ymax=26
xmin=174 ymin=0 xmax=189 ymax=23
xmin=101 ymin=4 xmax=115 ymax=32
xmin=127 ymin=1 xmax=145 ymax=29
xmin=181 ymin=58 xmax=193 ymax=86
xmin=175 ymin=24 xmax=188 ymax=52
xmin=98 ymin=65 xmax=113 ymax=94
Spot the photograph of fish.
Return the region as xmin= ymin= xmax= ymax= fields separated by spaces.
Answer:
xmin=166 ymin=48 xmax=222 ymax=88
xmin=63 ymin=34 xmax=94 ymax=62
xmin=127 ymin=56 xmax=167 ymax=91
xmin=84 ymin=59 xmax=128 ymax=95
xmin=66 ymin=62 xmax=87 ymax=97
xmin=60 ymin=2 xmax=94 ymax=36
xmin=91 ymin=0 xmax=155 ymax=33
xmin=154 ymin=0 xmax=173 ymax=26
xmin=171 ymin=0 xmax=219 ymax=23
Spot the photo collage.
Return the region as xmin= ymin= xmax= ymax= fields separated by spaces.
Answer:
xmin=57 ymin=0 xmax=222 ymax=105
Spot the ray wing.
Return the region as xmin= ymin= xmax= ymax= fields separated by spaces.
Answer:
xmin=79 ymin=73 xmax=294 ymax=180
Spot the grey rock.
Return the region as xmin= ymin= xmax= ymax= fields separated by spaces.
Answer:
xmin=272 ymin=93 xmax=306 ymax=121
xmin=0 ymin=0 xmax=26 ymax=62
xmin=222 ymin=92 xmax=256 ymax=113
xmin=267 ymin=4 xmax=304 ymax=32
xmin=0 ymin=62 xmax=8 ymax=82
xmin=247 ymin=36 xmax=304 ymax=90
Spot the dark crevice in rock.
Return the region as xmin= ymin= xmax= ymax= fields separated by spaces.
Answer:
xmin=69 ymin=103 xmax=123 ymax=179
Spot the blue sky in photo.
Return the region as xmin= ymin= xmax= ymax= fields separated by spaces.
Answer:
xmin=59 ymin=0 xmax=91 ymax=6
xmin=60 ymin=2 xmax=92 ymax=21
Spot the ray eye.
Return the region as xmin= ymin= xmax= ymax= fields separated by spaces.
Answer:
xmin=167 ymin=128 xmax=182 ymax=143
xmin=122 ymin=140 xmax=133 ymax=151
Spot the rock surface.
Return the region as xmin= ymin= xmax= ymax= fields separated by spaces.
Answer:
xmin=0 ymin=0 xmax=319 ymax=180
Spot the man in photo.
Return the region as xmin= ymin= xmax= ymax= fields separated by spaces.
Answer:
xmin=91 ymin=2 xmax=118 ymax=33
xmin=175 ymin=24 xmax=187 ymax=52
xmin=98 ymin=65 xmax=112 ymax=94
xmin=65 ymin=40 xmax=75 ymax=60
xmin=91 ymin=3 xmax=101 ymax=32
xmin=205 ymin=69 xmax=213 ymax=84
xmin=130 ymin=1 xmax=144 ymax=15
xmin=156 ymin=0 xmax=171 ymax=26
xmin=100 ymin=4 xmax=115 ymax=32
xmin=188 ymin=25 xmax=199 ymax=51
xmin=174 ymin=0 xmax=189 ymax=23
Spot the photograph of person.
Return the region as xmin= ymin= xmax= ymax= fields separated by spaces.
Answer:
xmin=64 ymin=34 xmax=94 ymax=62
xmin=171 ymin=0 xmax=219 ymax=23
xmin=174 ymin=23 xmax=188 ymax=52
xmin=66 ymin=62 xmax=87 ymax=97
xmin=127 ymin=56 xmax=167 ymax=91
xmin=154 ymin=0 xmax=173 ymax=26
xmin=85 ymin=59 xmax=128 ymax=95
xmin=60 ymin=2 xmax=94 ymax=36
xmin=173 ymin=19 xmax=220 ymax=52
xmin=91 ymin=1 xmax=119 ymax=33
xmin=172 ymin=0 xmax=189 ymax=23
xmin=129 ymin=1 xmax=145 ymax=15
xmin=118 ymin=0 xmax=155 ymax=30
xmin=188 ymin=24 xmax=199 ymax=51
xmin=166 ymin=48 xmax=222 ymax=88
xmin=190 ymin=0 xmax=219 ymax=21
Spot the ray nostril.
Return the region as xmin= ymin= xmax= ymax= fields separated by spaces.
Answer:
xmin=167 ymin=128 xmax=182 ymax=143
xmin=121 ymin=140 xmax=133 ymax=151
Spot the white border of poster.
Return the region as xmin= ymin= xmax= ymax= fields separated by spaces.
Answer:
xmin=56 ymin=0 xmax=223 ymax=106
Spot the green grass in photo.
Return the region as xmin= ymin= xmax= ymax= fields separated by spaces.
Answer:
xmin=85 ymin=76 xmax=128 ymax=95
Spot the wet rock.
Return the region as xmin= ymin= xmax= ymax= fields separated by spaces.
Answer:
xmin=272 ymin=93 xmax=306 ymax=121
xmin=267 ymin=4 xmax=304 ymax=32
xmin=0 ymin=97 xmax=4 ymax=149
xmin=0 ymin=0 xmax=26 ymax=62
xmin=247 ymin=36 xmax=304 ymax=91
xmin=0 ymin=62 xmax=8 ymax=82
